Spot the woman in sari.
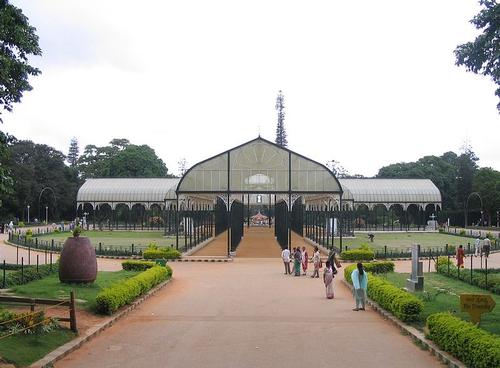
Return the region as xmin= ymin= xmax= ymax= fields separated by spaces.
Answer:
xmin=323 ymin=261 xmax=334 ymax=299
xmin=456 ymin=245 xmax=465 ymax=268
xmin=311 ymin=246 xmax=321 ymax=278
xmin=351 ymin=263 xmax=368 ymax=311
xmin=301 ymin=246 xmax=309 ymax=276
xmin=293 ymin=247 xmax=302 ymax=276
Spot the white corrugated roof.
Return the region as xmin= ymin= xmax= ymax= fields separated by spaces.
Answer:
xmin=339 ymin=178 xmax=441 ymax=204
xmin=77 ymin=178 xmax=180 ymax=203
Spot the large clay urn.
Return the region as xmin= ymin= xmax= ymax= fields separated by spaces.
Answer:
xmin=59 ymin=236 xmax=97 ymax=283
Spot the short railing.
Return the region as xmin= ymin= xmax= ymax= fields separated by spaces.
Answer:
xmin=0 ymin=291 xmax=77 ymax=334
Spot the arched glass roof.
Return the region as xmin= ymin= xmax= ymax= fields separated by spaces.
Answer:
xmin=177 ymin=137 xmax=342 ymax=194
xmin=77 ymin=178 xmax=180 ymax=203
xmin=339 ymin=179 xmax=441 ymax=204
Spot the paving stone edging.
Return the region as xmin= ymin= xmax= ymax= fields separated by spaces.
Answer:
xmin=341 ymin=280 xmax=464 ymax=368
xmin=29 ymin=278 xmax=173 ymax=368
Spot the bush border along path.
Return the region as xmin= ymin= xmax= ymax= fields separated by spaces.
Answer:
xmin=96 ymin=265 xmax=172 ymax=314
xmin=30 ymin=267 xmax=174 ymax=368
xmin=427 ymin=312 xmax=500 ymax=368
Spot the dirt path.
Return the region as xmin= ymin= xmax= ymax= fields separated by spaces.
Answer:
xmin=56 ymin=259 xmax=441 ymax=368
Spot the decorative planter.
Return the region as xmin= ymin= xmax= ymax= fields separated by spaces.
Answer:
xmin=59 ymin=236 xmax=97 ymax=283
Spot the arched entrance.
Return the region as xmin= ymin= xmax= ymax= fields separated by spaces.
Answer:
xmin=175 ymin=137 xmax=346 ymax=257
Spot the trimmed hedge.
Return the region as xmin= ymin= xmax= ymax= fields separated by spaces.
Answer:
xmin=427 ymin=312 xmax=500 ymax=368
xmin=122 ymin=260 xmax=157 ymax=271
xmin=95 ymin=265 xmax=172 ymax=314
xmin=436 ymin=256 xmax=500 ymax=295
xmin=5 ymin=263 xmax=59 ymax=287
xmin=143 ymin=248 xmax=181 ymax=260
xmin=344 ymin=262 xmax=423 ymax=322
xmin=343 ymin=261 xmax=395 ymax=283
xmin=340 ymin=248 xmax=375 ymax=261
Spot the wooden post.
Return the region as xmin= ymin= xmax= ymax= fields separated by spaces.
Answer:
xmin=70 ymin=290 xmax=78 ymax=333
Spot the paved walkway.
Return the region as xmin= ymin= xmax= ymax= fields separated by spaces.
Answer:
xmin=56 ymin=259 xmax=441 ymax=368
xmin=192 ymin=227 xmax=327 ymax=258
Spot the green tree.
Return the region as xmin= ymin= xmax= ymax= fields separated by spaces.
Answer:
xmin=472 ymin=167 xmax=500 ymax=225
xmin=0 ymin=0 xmax=42 ymax=122
xmin=275 ymin=90 xmax=287 ymax=147
xmin=456 ymin=145 xmax=479 ymax=209
xmin=77 ymin=139 xmax=172 ymax=178
xmin=108 ymin=145 xmax=168 ymax=177
xmin=0 ymin=139 xmax=80 ymax=221
xmin=67 ymin=137 xmax=79 ymax=167
xmin=377 ymin=153 xmax=458 ymax=210
xmin=455 ymin=0 xmax=500 ymax=112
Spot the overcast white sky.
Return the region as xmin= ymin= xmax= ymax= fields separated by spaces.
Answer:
xmin=4 ymin=0 xmax=499 ymax=177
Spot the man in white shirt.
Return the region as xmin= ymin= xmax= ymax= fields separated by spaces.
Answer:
xmin=281 ymin=248 xmax=291 ymax=275
xmin=474 ymin=236 xmax=482 ymax=257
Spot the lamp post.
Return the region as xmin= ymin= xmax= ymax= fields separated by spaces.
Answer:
xmin=45 ymin=206 xmax=48 ymax=224
xmin=27 ymin=205 xmax=30 ymax=224
xmin=497 ymin=210 xmax=499 ymax=228
xmin=480 ymin=210 xmax=483 ymax=227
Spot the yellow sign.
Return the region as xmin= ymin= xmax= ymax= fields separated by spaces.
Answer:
xmin=459 ymin=294 xmax=496 ymax=324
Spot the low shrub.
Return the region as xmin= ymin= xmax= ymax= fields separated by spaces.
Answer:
xmin=344 ymin=263 xmax=423 ymax=322
xmin=5 ymin=263 xmax=59 ymax=287
xmin=17 ymin=222 xmax=25 ymax=228
xmin=54 ymin=228 xmax=61 ymax=234
xmin=122 ymin=260 xmax=157 ymax=271
xmin=340 ymin=248 xmax=375 ymax=261
xmin=459 ymin=229 xmax=466 ymax=236
xmin=343 ymin=261 xmax=395 ymax=283
xmin=25 ymin=229 xmax=33 ymax=236
xmin=95 ymin=265 xmax=172 ymax=314
xmin=143 ymin=248 xmax=181 ymax=260
xmin=426 ymin=312 xmax=500 ymax=368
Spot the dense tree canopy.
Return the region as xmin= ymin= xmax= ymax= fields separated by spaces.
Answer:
xmin=377 ymin=153 xmax=458 ymax=209
xmin=77 ymin=139 xmax=172 ymax=179
xmin=0 ymin=0 xmax=41 ymax=122
xmin=455 ymin=0 xmax=500 ymax=112
xmin=473 ymin=167 xmax=500 ymax=223
xmin=0 ymin=138 xmax=80 ymax=221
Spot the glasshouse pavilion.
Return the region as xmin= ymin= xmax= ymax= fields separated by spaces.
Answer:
xmin=76 ymin=137 xmax=442 ymax=255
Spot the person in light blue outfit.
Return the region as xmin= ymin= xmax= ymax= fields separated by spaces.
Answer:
xmin=351 ymin=262 xmax=368 ymax=311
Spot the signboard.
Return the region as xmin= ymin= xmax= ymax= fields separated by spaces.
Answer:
xmin=459 ymin=294 xmax=496 ymax=324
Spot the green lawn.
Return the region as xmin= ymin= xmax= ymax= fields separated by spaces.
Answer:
xmin=10 ymin=270 xmax=140 ymax=312
xmin=382 ymin=272 xmax=500 ymax=335
xmin=36 ymin=230 xmax=185 ymax=250
xmin=0 ymin=328 xmax=75 ymax=367
xmin=343 ymin=232 xmax=474 ymax=251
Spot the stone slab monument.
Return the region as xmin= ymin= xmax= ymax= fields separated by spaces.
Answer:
xmin=406 ymin=244 xmax=424 ymax=291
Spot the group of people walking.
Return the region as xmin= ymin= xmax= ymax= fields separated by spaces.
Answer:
xmin=281 ymin=245 xmax=368 ymax=310
xmin=456 ymin=236 xmax=493 ymax=268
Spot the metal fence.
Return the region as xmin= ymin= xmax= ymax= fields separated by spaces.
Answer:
xmin=8 ymin=229 xmax=208 ymax=257
xmin=351 ymin=239 xmax=500 ymax=260
xmin=436 ymin=251 xmax=500 ymax=295
xmin=8 ymin=232 xmax=147 ymax=257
